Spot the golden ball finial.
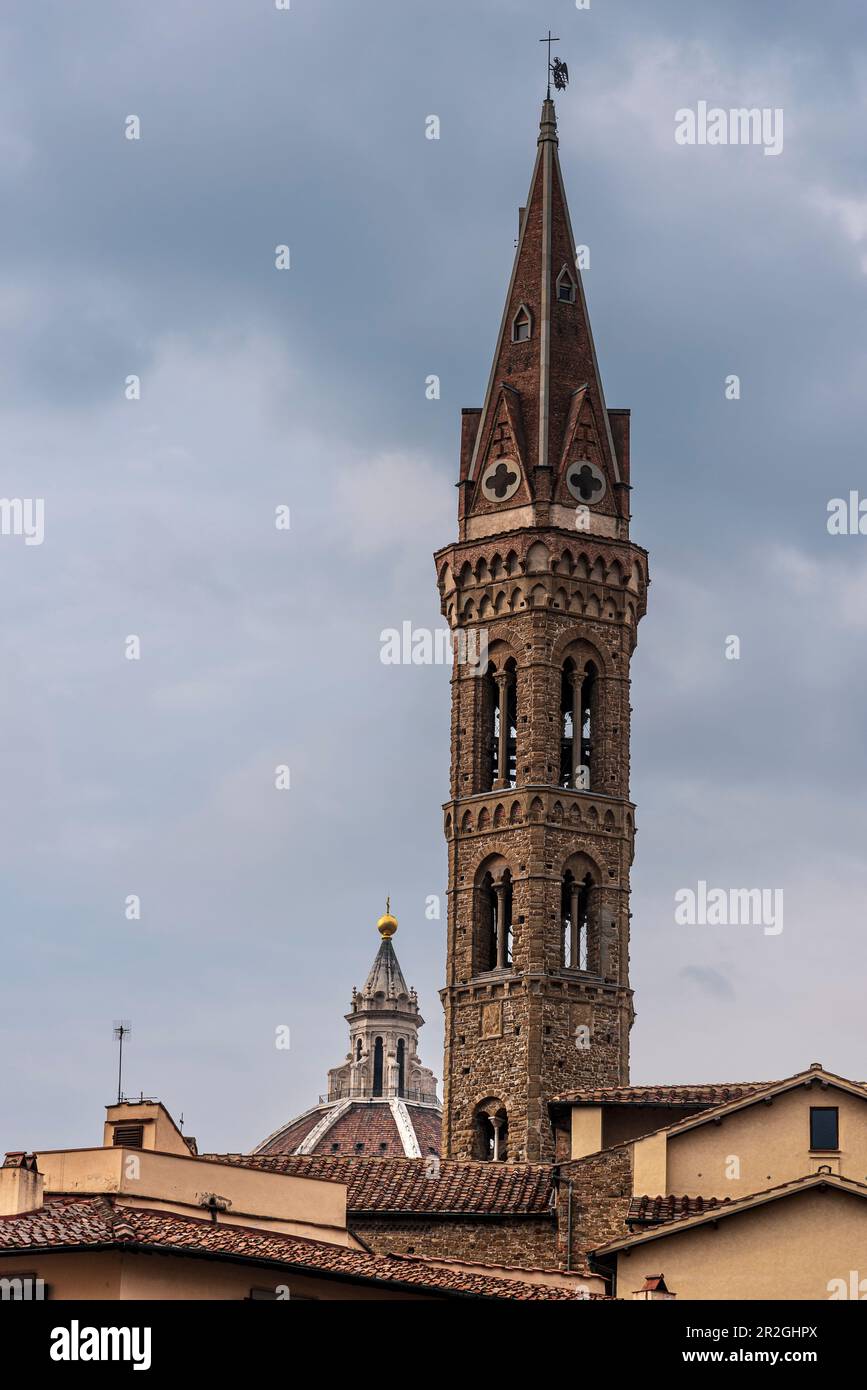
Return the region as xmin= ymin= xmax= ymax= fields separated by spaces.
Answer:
xmin=377 ymin=897 xmax=398 ymax=939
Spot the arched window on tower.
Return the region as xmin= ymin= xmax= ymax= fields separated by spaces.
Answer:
xmin=484 ymin=658 xmax=517 ymax=791
xmin=476 ymin=865 xmax=513 ymax=973
xmin=560 ymin=658 xmax=597 ymax=790
xmin=556 ymin=265 xmax=577 ymax=303
xmin=355 ymin=1037 xmax=363 ymax=1062
xmin=561 ymin=870 xmax=593 ymax=970
xmin=396 ymin=1038 xmax=406 ymax=1097
xmin=473 ymin=1100 xmax=509 ymax=1161
xmin=512 ymin=304 xmax=532 ymax=342
xmin=372 ymin=1037 xmax=384 ymax=1096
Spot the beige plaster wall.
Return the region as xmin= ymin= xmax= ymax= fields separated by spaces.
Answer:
xmin=612 ymin=1186 xmax=867 ymax=1301
xmin=665 ymin=1086 xmax=867 ymax=1198
xmin=0 ymin=1249 xmax=438 ymax=1301
xmin=33 ymin=1147 xmax=353 ymax=1244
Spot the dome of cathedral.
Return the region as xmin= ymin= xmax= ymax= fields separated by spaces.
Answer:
xmin=254 ymin=1096 xmax=442 ymax=1160
xmin=254 ymin=908 xmax=441 ymax=1159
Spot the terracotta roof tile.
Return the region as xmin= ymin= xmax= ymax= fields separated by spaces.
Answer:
xmin=551 ymin=1082 xmax=773 ymax=1107
xmin=599 ymin=1173 xmax=867 ymax=1256
xmin=204 ymin=1153 xmax=554 ymax=1215
xmin=0 ymin=1196 xmax=572 ymax=1300
xmin=627 ymin=1194 xmax=733 ymax=1227
xmin=627 ymin=1172 xmax=867 ymax=1231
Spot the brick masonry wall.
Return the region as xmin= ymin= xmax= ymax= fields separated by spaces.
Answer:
xmin=351 ymin=1147 xmax=634 ymax=1276
xmin=555 ymin=1144 xmax=634 ymax=1268
xmin=353 ymin=1214 xmax=559 ymax=1270
xmin=437 ymin=532 xmax=647 ymax=1162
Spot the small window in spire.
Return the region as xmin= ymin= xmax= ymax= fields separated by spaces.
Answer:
xmin=512 ymin=305 xmax=532 ymax=343
xmin=557 ymin=266 xmax=576 ymax=304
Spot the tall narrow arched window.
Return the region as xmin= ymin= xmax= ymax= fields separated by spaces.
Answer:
xmin=485 ymin=658 xmax=517 ymax=791
xmin=355 ymin=1038 xmax=363 ymax=1062
xmin=580 ymin=663 xmax=597 ymax=787
xmin=479 ymin=871 xmax=497 ymax=971
xmin=372 ymin=1037 xmax=384 ymax=1096
xmin=396 ymin=1038 xmax=406 ymax=1097
xmin=560 ymin=658 xmax=597 ymax=790
xmin=562 ymin=870 xmax=592 ymax=970
xmin=560 ymin=660 xmax=576 ymax=787
xmin=476 ymin=863 xmax=513 ymax=973
xmin=473 ymin=1101 xmax=509 ymax=1161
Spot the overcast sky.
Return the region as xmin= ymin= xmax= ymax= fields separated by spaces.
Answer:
xmin=1 ymin=0 xmax=866 ymax=1155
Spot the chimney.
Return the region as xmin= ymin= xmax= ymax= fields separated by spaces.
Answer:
xmin=0 ymin=1153 xmax=44 ymax=1215
xmin=632 ymin=1273 xmax=676 ymax=1301
xmin=103 ymin=1099 xmax=192 ymax=1157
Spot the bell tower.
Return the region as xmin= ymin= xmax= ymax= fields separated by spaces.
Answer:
xmin=434 ymin=99 xmax=649 ymax=1163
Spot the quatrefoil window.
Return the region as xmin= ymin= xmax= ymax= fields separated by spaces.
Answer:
xmin=565 ymin=459 xmax=606 ymax=505
xmin=481 ymin=457 xmax=522 ymax=503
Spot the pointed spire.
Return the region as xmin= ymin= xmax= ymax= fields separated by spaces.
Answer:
xmin=461 ymin=99 xmax=627 ymax=537
xmin=363 ymin=937 xmax=410 ymax=998
xmin=365 ymin=903 xmax=408 ymax=996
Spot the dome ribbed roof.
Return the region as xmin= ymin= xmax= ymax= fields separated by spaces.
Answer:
xmin=254 ymin=1098 xmax=441 ymax=1159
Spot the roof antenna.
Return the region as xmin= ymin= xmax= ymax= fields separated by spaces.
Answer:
xmin=112 ymin=1020 xmax=132 ymax=1104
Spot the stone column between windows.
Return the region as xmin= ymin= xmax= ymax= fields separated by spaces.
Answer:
xmin=490 ymin=1115 xmax=503 ymax=1162
xmin=494 ymin=880 xmax=508 ymax=969
xmin=570 ymin=880 xmax=581 ymax=969
xmin=494 ymin=672 xmax=510 ymax=789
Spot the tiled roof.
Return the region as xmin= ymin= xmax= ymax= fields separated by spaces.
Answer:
xmin=0 ymin=1194 xmax=118 ymax=1249
xmin=627 ymin=1194 xmax=733 ymax=1227
xmin=551 ymin=1082 xmax=773 ymax=1107
xmin=598 ymin=1172 xmax=867 ymax=1255
xmin=205 ymin=1153 xmax=555 ymax=1215
xmin=0 ymin=1196 xmax=572 ymax=1300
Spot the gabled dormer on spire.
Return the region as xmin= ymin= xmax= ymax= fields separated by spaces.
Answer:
xmin=459 ymin=98 xmax=630 ymax=543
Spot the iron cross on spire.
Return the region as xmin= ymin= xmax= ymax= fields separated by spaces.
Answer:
xmin=539 ymin=30 xmax=569 ymax=98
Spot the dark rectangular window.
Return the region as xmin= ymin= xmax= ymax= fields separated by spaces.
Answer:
xmin=112 ymin=1123 xmax=144 ymax=1148
xmin=810 ymin=1107 xmax=839 ymax=1151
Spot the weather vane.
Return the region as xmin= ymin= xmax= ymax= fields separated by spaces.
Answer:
xmin=539 ymin=30 xmax=569 ymax=98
